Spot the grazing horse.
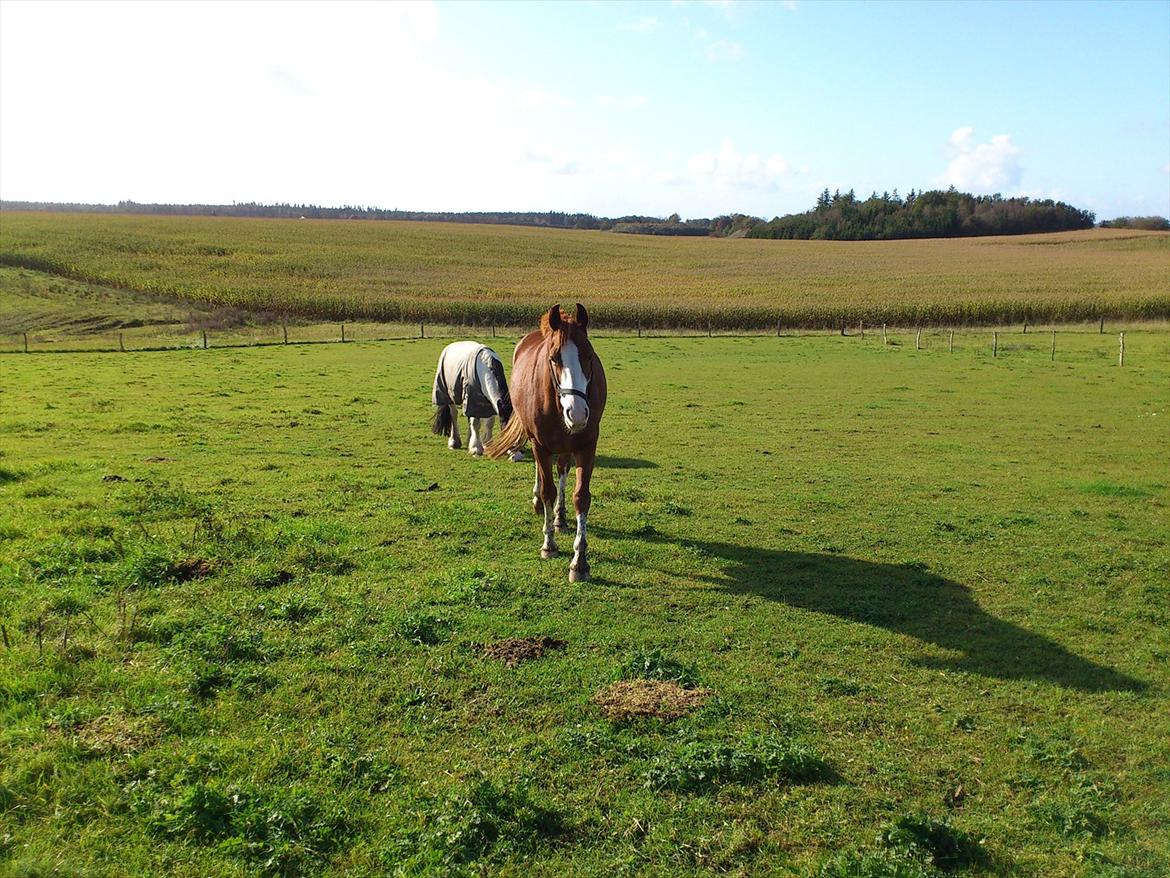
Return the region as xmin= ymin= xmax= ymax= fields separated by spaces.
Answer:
xmin=431 ymin=341 xmax=515 ymax=457
xmin=488 ymin=304 xmax=606 ymax=582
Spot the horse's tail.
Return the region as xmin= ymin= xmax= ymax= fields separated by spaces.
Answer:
xmin=431 ymin=405 xmax=453 ymax=437
xmin=486 ymin=411 xmax=527 ymax=459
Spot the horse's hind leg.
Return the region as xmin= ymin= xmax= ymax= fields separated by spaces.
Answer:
xmin=554 ymin=455 xmax=570 ymax=532
xmin=447 ymin=406 xmax=462 ymax=450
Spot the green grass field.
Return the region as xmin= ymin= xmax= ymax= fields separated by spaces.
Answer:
xmin=1 ymin=212 xmax=1167 ymax=328
xmin=2 ymin=329 xmax=1167 ymax=876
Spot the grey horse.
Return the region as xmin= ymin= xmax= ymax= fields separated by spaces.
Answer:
xmin=431 ymin=341 xmax=517 ymax=457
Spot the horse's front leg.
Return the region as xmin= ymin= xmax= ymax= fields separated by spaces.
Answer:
xmin=468 ymin=418 xmax=484 ymax=456
xmin=569 ymin=448 xmax=595 ymax=582
xmin=534 ymin=447 xmax=559 ymax=558
xmin=554 ymin=454 xmax=570 ymax=532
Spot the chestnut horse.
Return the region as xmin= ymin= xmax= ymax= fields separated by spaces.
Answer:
xmin=488 ymin=304 xmax=606 ymax=582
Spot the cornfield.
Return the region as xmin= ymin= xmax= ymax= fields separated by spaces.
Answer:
xmin=1 ymin=212 xmax=1166 ymax=328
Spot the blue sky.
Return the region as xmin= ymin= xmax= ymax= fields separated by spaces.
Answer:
xmin=1 ymin=0 xmax=1167 ymax=220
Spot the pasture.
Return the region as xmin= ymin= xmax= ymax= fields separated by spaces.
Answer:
xmin=2 ymin=328 xmax=1167 ymax=876
xmin=1 ymin=212 xmax=1168 ymax=328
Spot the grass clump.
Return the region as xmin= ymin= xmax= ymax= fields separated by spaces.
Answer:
xmin=403 ymin=776 xmax=565 ymax=871
xmin=877 ymin=813 xmax=988 ymax=871
xmin=643 ymin=735 xmax=831 ymax=793
xmin=620 ymin=648 xmax=700 ymax=688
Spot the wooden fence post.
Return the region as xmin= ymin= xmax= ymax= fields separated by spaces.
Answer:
xmin=491 ymin=324 xmax=496 ymax=338
xmin=776 ymin=320 xmax=781 ymax=338
xmin=420 ymin=322 xmax=425 ymax=339
xmin=1099 ymin=317 xmax=1104 ymax=334
xmin=1050 ymin=329 xmax=1056 ymax=361
xmin=1119 ymin=331 xmax=1125 ymax=366
xmin=948 ymin=330 xmax=954 ymax=353
xmin=119 ymin=332 xmax=125 ymax=352
xmin=882 ymin=323 xmax=887 ymax=345
xmin=859 ymin=320 xmax=865 ymax=338
xmin=915 ymin=329 xmax=921 ymax=351
xmin=1023 ymin=320 xmax=1028 ymax=334
xmin=23 ymin=332 xmax=29 ymax=353
xmin=202 ymin=330 xmax=208 ymax=350
xmin=341 ymin=323 xmax=346 ymax=343
xmin=993 ymin=331 xmax=998 ymax=358
xmin=708 ymin=320 xmax=712 ymax=338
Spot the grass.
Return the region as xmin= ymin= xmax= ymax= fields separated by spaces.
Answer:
xmin=0 ymin=329 xmax=1167 ymax=876
xmin=1 ymin=212 xmax=1168 ymax=328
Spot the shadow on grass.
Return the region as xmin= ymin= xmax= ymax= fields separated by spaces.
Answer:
xmin=595 ymin=456 xmax=659 ymax=469
xmin=596 ymin=528 xmax=1145 ymax=694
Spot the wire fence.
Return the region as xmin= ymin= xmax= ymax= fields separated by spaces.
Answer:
xmin=0 ymin=317 xmax=1163 ymax=366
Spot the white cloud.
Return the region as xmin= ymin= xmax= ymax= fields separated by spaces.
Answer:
xmin=943 ymin=127 xmax=1023 ymax=192
xmin=686 ymin=139 xmax=795 ymax=189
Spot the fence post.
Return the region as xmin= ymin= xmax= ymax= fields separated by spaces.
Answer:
xmin=420 ymin=322 xmax=425 ymax=339
xmin=1119 ymin=331 xmax=1125 ymax=366
xmin=23 ymin=332 xmax=29 ymax=353
xmin=491 ymin=324 xmax=496 ymax=338
xmin=1099 ymin=317 xmax=1104 ymax=334
xmin=202 ymin=330 xmax=208 ymax=350
xmin=119 ymin=332 xmax=125 ymax=352
xmin=859 ymin=320 xmax=865 ymax=338
xmin=1051 ymin=329 xmax=1056 ymax=361
xmin=948 ymin=330 xmax=954 ymax=353
xmin=341 ymin=323 xmax=346 ymax=343
xmin=776 ymin=320 xmax=781 ymax=338
xmin=993 ymin=331 xmax=998 ymax=358
xmin=882 ymin=323 xmax=887 ymax=345
xmin=1023 ymin=320 xmax=1028 ymax=334
xmin=915 ymin=329 xmax=921 ymax=351
xmin=708 ymin=320 xmax=712 ymax=338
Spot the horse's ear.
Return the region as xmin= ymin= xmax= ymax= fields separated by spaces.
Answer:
xmin=575 ymin=303 xmax=588 ymax=331
xmin=543 ymin=304 xmax=562 ymax=335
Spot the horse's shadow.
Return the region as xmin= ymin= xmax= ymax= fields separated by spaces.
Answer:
xmin=596 ymin=456 xmax=659 ymax=469
xmin=596 ymin=527 xmax=1145 ymax=693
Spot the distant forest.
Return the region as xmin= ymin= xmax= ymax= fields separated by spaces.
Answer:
xmin=3 ymin=191 xmax=1160 ymax=240
xmin=748 ymin=188 xmax=1097 ymax=240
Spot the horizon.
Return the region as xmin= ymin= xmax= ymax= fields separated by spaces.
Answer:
xmin=1 ymin=1 xmax=1168 ymax=222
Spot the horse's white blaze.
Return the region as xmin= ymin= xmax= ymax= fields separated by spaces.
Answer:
xmin=557 ymin=340 xmax=589 ymax=433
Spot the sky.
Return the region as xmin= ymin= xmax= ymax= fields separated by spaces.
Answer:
xmin=1 ymin=0 xmax=1168 ymax=221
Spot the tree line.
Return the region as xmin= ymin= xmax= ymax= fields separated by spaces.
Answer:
xmin=747 ymin=188 xmax=1098 ymax=240
xmin=4 ymin=193 xmax=1162 ymax=240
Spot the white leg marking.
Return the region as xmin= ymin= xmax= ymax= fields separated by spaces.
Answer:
xmin=569 ymin=513 xmax=589 ymax=581
xmin=468 ymin=418 xmax=484 ymax=456
xmin=541 ymin=503 xmax=558 ymax=558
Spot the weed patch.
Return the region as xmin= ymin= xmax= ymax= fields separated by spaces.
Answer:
xmin=592 ymin=679 xmax=710 ymax=722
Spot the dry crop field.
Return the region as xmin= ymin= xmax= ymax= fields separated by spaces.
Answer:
xmin=0 ymin=212 xmax=1167 ymax=328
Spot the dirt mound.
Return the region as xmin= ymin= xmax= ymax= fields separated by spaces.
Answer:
xmin=170 ymin=557 xmax=215 ymax=581
xmin=592 ymin=679 xmax=710 ymax=722
xmin=483 ymin=635 xmax=566 ymax=668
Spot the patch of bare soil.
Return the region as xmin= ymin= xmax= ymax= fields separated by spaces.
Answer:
xmin=482 ymin=635 xmax=566 ymax=668
xmin=592 ymin=680 xmax=711 ymax=722
xmin=68 ymin=713 xmax=161 ymax=755
xmin=170 ymin=557 xmax=215 ymax=581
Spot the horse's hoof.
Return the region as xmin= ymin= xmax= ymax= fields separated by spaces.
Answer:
xmin=532 ymin=499 xmax=544 ymax=515
xmin=554 ymin=517 xmax=569 ymax=533
xmin=541 ymin=546 xmax=559 ymax=559
xmin=448 ymin=440 xmax=461 ymax=450
xmin=569 ymin=565 xmax=590 ymax=583
xmin=509 ymin=451 xmax=525 ymax=462
xmin=469 ymin=447 xmax=483 ymax=457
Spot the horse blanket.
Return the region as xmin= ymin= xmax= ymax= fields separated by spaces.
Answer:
xmin=432 ymin=341 xmax=511 ymax=420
